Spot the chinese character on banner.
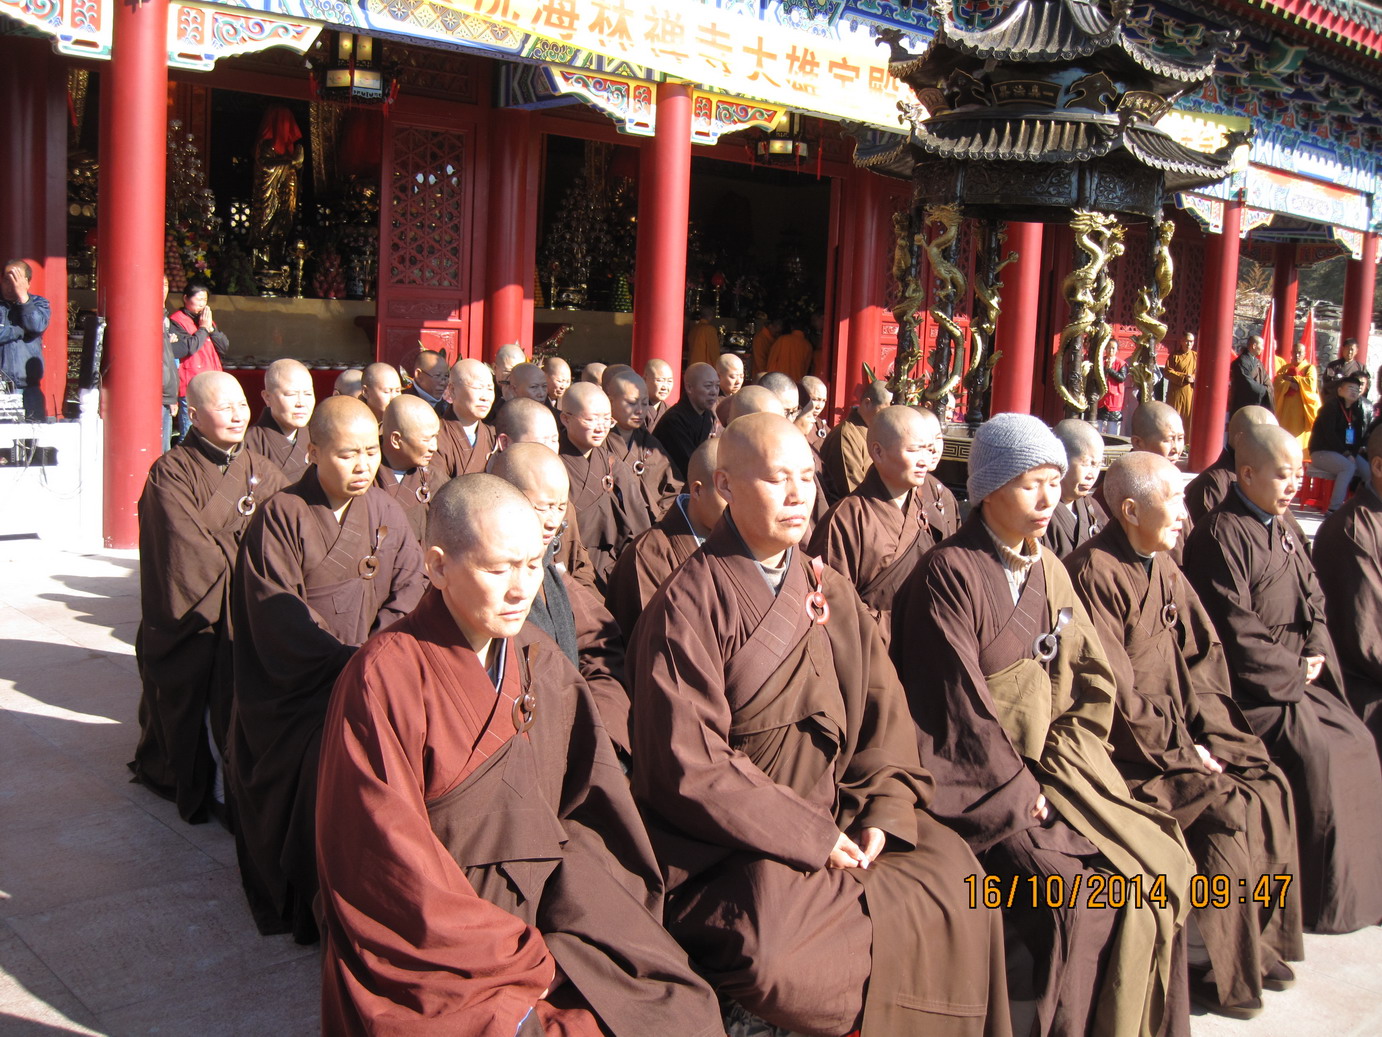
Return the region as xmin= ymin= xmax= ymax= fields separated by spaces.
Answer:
xmin=743 ymin=35 xmax=782 ymax=85
xmin=473 ymin=0 xmax=513 ymax=19
xmin=696 ymin=20 xmax=734 ymax=74
xmin=644 ymin=7 xmax=685 ymax=47
xmin=532 ymin=0 xmax=580 ymax=38
xmin=787 ymin=45 xmax=820 ymax=78
xmin=588 ymin=0 xmax=634 ymax=45
xmin=868 ymin=65 xmax=891 ymax=93
xmin=829 ymin=57 xmax=860 ymax=86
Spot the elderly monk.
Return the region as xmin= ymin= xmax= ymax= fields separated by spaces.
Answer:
xmin=643 ymin=357 xmax=674 ymax=429
xmin=245 ymin=357 xmax=314 ymax=482
xmin=559 ymin=382 xmax=652 ymax=592
xmin=1273 ymin=341 xmax=1321 ymax=451
xmin=604 ymin=368 xmax=681 ymax=519
xmin=766 ymin=318 xmax=814 ymax=382
xmin=629 ymin=413 xmax=1009 ymax=1037
xmin=1122 ymin=400 xmax=1193 ymax=564
xmin=756 ymin=370 xmax=803 ymax=418
xmin=491 ymin=341 xmax=525 ymax=402
xmin=1067 ymin=453 xmax=1303 ymax=1019
xmin=433 ymin=357 xmax=498 ymax=479
xmin=1315 ymin=423 xmax=1382 ymax=753
xmin=374 ymin=394 xmax=449 ymax=543
xmin=821 ymin=380 xmax=892 ymax=504
xmin=404 ymin=348 xmax=449 ymax=414
xmin=332 ymin=367 xmax=363 ymax=398
xmin=132 ymin=371 xmax=286 ymax=823
xmin=686 ymin=305 xmax=721 ymax=368
xmin=316 ymin=475 xmax=723 ymax=1036
xmin=731 ymin=384 xmax=828 ymax=540
xmin=491 ymin=445 xmax=633 ymax=754
xmin=1184 ymin=406 xmax=1278 ymax=523
xmin=808 ymin=405 xmax=943 ymax=643
xmin=229 ymin=396 xmax=425 ymax=941
xmin=656 ymin=361 xmax=721 ymax=480
xmin=544 ymin=355 xmax=572 ymax=408
xmin=508 ymin=361 xmax=549 ymax=406
xmin=360 ymin=362 xmax=403 ymax=425
xmin=1184 ymin=423 xmax=1382 ymax=934
xmin=892 ymin=412 xmax=1194 ymax=1037
xmin=606 ymin=438 xmax=724 ymax=638
xmin=1044 ymin=419 xmax=1107 ymax=559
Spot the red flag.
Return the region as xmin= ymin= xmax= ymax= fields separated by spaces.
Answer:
xmin=1300 ymin=305 xmax=1316 ymax=365
xmin=1261 ymin=298 xmax=1276 ymax=358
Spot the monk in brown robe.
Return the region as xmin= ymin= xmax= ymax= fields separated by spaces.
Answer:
xmin=802 ymin=375 xmax=831 ymax=450
xmin=315 ymin=475 xmax=723 ymax=1036
xmin=544 ymin=355 xmax=572 ymax=409
xmin=434 ymin=357 xmax=498 ymax=478
xmin=374 ymin=394 xmax=449 ymax=543
xmin=558 ymin=382 xmax=651 ymax=593
xmin=604 ymin=368 xmax=681 ymax=520
xmin=915 ymin=405 xmax=961 ymax=542
xmin=360 ymin=361 xmax=403 ymax=426
xmin=244 ymin=357 xmax=314 ymax=481
xmin=1315 ymin=422 xmax=1382 ymax=749
xmin=1044 ymin=419 xmax=1107 ymax=560
xmin=892 ymin=412 xmax=1193 ymax=1037
xmin=229 ymin=396 xmax=426 ymax=942
xmin=717 ymin=352 xmax=745 ymax=399
xmin=657 ymin=362 xmax=721 ymax=480
xmin=629 ymin=414 xmax=1011 ymax=1037
xmin=643 ymin=358 xmax=674 ymax=430
xmin=1068 ymin=453 xmax=1303 ymax=1019
xmin=808 ymin=405 xmax=941 ymax=643
xmin=821 ymin=380 xmax=891 ymax=504
xmin=1184 ymin=423 xmax=1382 ymax=933
xmin=491 ymin=444 xmax=634 ymax=755
xmin=132 ymin=371 xmax=286 ymax=823
xmin=1184 ymin=406 xmax=1277 ymax=523
xmin=606 ymin=438 xmax=724 ymax=638
xmin=509 ymin=360 xmax=551 ymax=405
xmin=732 ymin=383 xmax=830 ymax=541
xmin=333 ymin=367 xmax=363 ymax=398
xmin=1120 ymin=401 xmax=1192 ymax=564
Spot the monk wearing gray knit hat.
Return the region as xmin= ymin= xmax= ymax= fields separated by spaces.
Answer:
xmin=966 ymin=412 xmax=1067 ymax=504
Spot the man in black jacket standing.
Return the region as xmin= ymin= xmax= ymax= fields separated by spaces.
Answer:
xmin=1229 ymin=335 xmax=1274 ymax=415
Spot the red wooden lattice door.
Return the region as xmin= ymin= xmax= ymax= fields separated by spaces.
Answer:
xmin=376 ymin=122 xmax=474 ymax=368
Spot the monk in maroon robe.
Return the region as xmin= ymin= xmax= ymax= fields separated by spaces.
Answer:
xmin=629 ymin=414 xmax=1010 ymax=1037
xmin=373 ymin=393 xmax=449 ymax=543
xmin=133 ymin=371 xmax=286 ymax=823
xmin=1183 ymin=406 xmax=1277 ymax=523
xmin=1184 ymin=423 xmax=1382 ymax=934
xmin=892 ymin=413 xmax=1193 ymax=1037
xmin=1068 ymin=453 xmax=1303 ymax=1019
xmin=434 ymin=357 xmax=498 ymax=478
xmin=243 ymin=357 xmax=314 ymax=481
xmin=1044 ymin=419 xmax=1107 ymax=559
xmin=604 ymin=367 xmax=681 ymax=519
xmin=229 ymin=397 xmax=425 ymax=941
xmin=316 ymin=475 xmax=723 ymax=1036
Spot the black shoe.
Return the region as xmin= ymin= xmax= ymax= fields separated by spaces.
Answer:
xmin=1263 ymin=961 xmax=1296 ymax=992
xmin=1189 ymin=969 xmax=1264 ymax=1019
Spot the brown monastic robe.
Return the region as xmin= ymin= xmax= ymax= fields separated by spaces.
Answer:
xmin=819 ymin=409 xmax=869 ymax=504
xmin=372 ymin=463 xmax=450 ymax=543
xmin=607 ymin=423 xmax=682 ymax=520
xmin=629 ymin=518 xmax=1011 ymax=1037
xmin=921 ymin=472 xmax=961 ymax=542
xmin=1098 ymin=477 xmax=1193 ymax=565
xmin=316 ymin=592 xmax=724 ymax=1037
xmin=1184 ymin=449 xmax=1234 ymax=524
xmin=892 ymin=511 xmax=1194 ymax=1037
xmin=131 ymin=430 xmax=286 ymax=822
xmin=646 ymin=397 xmax=667 ymax=431
xmin=1067 ymin=523 xmax=1304 ymax=1007
xmin=1042 ymin=496 xmax=1107 ymax=560
xmin=1314 ymin=485 xmax=1382 ymax=748
xmin=559 ymin=439 xmax=652 ymax=593
xmin=229 ymin=471 xmax=426 ymax=941
xmin=551 ymin=510 xmax=599 ymax=597
xmin=243 ymin=410 xmax=311 ymax=482
xmin=806 ymin=466 xmax=934 ymax=643
xmin=1184 ymin=488 xmax=1382 ymax=933
xmin=604 ymin=497 xmax=702 ymax=639
xmin=434 ymin=417 xmax=497 ymax=479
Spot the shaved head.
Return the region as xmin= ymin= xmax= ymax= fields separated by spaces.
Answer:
xmin=450 ymin=357 xmax=491 ymax=384
xmin=361 ymin=362 xmax=403 ymax=421
xmin=685 ymin=437 xmax=726 ymax=537
xmin=1227 ymin=405 xmax=1278 ymax=450
xmin=756 ymin=372 xmax=802 ymax=417
xmin=861 ymin=380 xmax=892 ymax=406
xmin=427 ymin=473 xmax=535 ymax=555
xmin=600 ymin=364 xmax=634 ymax=390
xmin=1053 ymin=418 xmax=1103 ymax=460
xmin=543 ymin=356 xmax=570 ymax=376
xmin=604 ymin=367 xmax=644 ymax=397
xmin=264 ymin=358 xmax=311 ymax=393
xmin=1130 ymin=401 xmax=1185 ymax=462
xmin=333 ymin=368 xmax=363 ymax=397
xmin=716 ymin=413 xmax=816 ymax=559
xmin=1237 ymin=423 xmax=1300 ymax=474
xmin=1236 ymin=424 xmax=1303 ymax=517
xmin=719 ymin=412 xmax=811 ymax=480
xmin=645 ymin=358 xmax=672 ymax=380
xmin=717 ymin=353 xmax=745 ymax=395
xmin=383 ymin=393 xmax=440 ymax=440
xmin=687 ymin=437 xmax=720 ymax=489
xmin=868 ymin=404 xmax=930 ymax=450
xmin=186 ymin=370 xmax=243 ymax=412
xmin=493 ymin=343 xmax=526 ymax=372
xmin=496 ymin=397 xmax=560 ymax=450
xmin=728 ymin=384 xmax=787 ymax=422
xmin=644 ymin=359 xmax=674 ymax=403
xmin=362 ymin=362 xmax=400 ymax=391
xmin=1104 ymin=451 xmax=1177 ymax=514
xmin=309 ymin=394 xmax=378 ymax=448
xmin=448 ymin=358 xmax=496 ymax=425
xmin=508 ymin=361 xmax=548 ymax=402
xmin=560 ymin=381 xmax=606 ymax=416
xmin=489 ymin=440 xmax=567 ymax=495
xmin=581 ymin=362 xmax=607 ymax=385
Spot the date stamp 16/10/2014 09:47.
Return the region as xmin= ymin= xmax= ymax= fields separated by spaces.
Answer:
xmin=964 ymin=873 xmax=1294 ymax=911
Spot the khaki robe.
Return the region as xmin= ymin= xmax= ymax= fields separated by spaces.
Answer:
xmin=1042 ymin=496 xmax=1107 ymax=560
xmin=316 ymin=593 xmax=723 ymax=1036
xmin=1184 ymin=489 xmax=1382 ymax=933
xmin=629 ymin=518 xmax=1011 ymax=1037
xmin=892 ymin=511 xmax=1194 ymax=1037
xmin=243 ymin=410 xmax=311 ymax=483
xmin=434 ymin=418 xmax=497 ymax=479
xmin=372 ymin=463 xmax=450 ymax=544
xmin=1164 ymin=350 xmax=1196 ymax=427
xmin=229 ymin=473 xmax=426 ymax=941
xmin=607 ymin=423 xmax=682 ymax=520
xmin=820 ymin=410 xmax=869 ymax=504
xmin=604 ymin=498 xmax=702 ymax=639
xmin=559 ymin=439 xmax=652 ymax=593
xmin=131 ymin=431 xmax=286 ymax=822
xmin=1067 ymin=524 xmax=1303 ymax=1006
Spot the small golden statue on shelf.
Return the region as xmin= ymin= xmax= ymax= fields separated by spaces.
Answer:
xmin=292 ymin=239 xmax=312 ymax=299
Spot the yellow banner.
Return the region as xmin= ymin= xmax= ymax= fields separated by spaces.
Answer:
xmin=436 ymin=0 xmax=912 ymax=128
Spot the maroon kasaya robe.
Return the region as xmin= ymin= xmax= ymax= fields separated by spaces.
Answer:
xmin=132 ymin=430 xmax=286 ymax=822
xmin=243 ymin=409 xmax=312 ymax=483
xmin=434 ymin=418 xmax=497 ymax=479
xmin=228 ymin=471 xmax=425 ymax=941
xmin=559 ymin=439 xmax=652 ymax=593
xmin=607 ymin=423 xmax=682 ymax=520
xmin=629 ymin=517 xmax=1010 ymax=1037
xmin=316 ymin=591 xmax=723 ymax=1037
xmin=1184 ymin=488 xmax=1382 ymax=933
xmin=1042 ymin=495 xmax=1107 ymax=560
xmin=372 ymin=463 xmax=450 ymax=544
xmin=604 ymin=498 xmax=702 ymax=639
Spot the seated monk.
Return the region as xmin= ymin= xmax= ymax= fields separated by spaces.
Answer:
xmin=491 ymin=444 xmax=635 ymax=756
xmin=807 ymin=405 xmax=942 ymax=643
xmin=629 ymin=413 xmax=1010 ymax=1037
xmin=820 ymin=380 xmax=891 ymax=504
xmin=1314 ymin=422 xmax=1382 ymax=752
xmin=333 ymin=367 xmax=363 ymax=398
xmin=434 ymin=358 xmax=498 ymax=477
xmin=244 ymin=357 xmax=314 ymax=481
xmin=316 ymin=475 xmax=724 ymax=1036
xmin=656 ymin=362 xmax=721 ymax=480
xmin=892 ymin=413 xmax=1194 ymax=1037
xmin=1123 ymin=401 xmax=1191 ymax=564
xmin=1067 ymin=453 xmax=1303 ymax=1019
xmin=605 ymin=438 xmax=724 ymax=638
xmin=132 ymin=371 xmax=286 ymax=823
xmin=360 ymin=362 xmax=403 ymax=426
xmin=913 ymin=405 xmax=960 ymax=542
xmin=1183 ymin=406 xmax=1277 ymax=523
xmin=802 ymin=375 xmax=832 ymax=451
xmin=1185 ymin=423 xmax=1382 ymax=933
xmin=644 ymin=357 xmax=674 ymax=430
xmin=1043 ymin=419 xmax=1107 ymax=559
xmin=228 ymin=396 xmax=425 ymax=942
xmin=745 ymin=376 xmax=832 ymax=538
xmin=374 ymin=394 xmax=449 ymax=543
xmin=604 ymin=367 xmax=682 ymax=520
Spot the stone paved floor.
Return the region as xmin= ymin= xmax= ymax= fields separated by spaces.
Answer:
xmin=1 ymin=535 xmax=1379 ymax=1036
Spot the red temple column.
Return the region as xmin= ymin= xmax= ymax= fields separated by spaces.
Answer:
xmin=0 ymin=37 xmax=69 ymax=419
xmin=631 ymin=81 xmax=692 ymax=400
xmin=1341 ymin=231 xmax=1377 ymax=365
xmin=484 ymin=109 xmax=536 ymax=360
xmin=1188 ymin=197 xmax=1243 ymax=472
xmin=1272 ymin=241 xmax=1298 ymax=359
xmin=837 ymin=168 xmax=886 ymax=417
xmin=102 ymin=0 xmax=169 ymax=547
xmin=989 ymin=221 xmax=1044 ymax=415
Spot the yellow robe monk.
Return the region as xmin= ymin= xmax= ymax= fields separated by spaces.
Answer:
xmin=1164 ymin=348 xmax=1196 ymax=427
xmin=687 ymin=318 xmax=720 ymax=368
xmin=751 ymin=325 xmax=775 ymax=376
xmin=1273 ymin=361 xmax=1321 ymax=451
xmin=766 ymin=329 xmax=814 ymax=381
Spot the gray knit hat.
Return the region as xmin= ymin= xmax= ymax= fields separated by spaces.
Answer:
xmin=967 ymin=413 xmax=1068 ymax=503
